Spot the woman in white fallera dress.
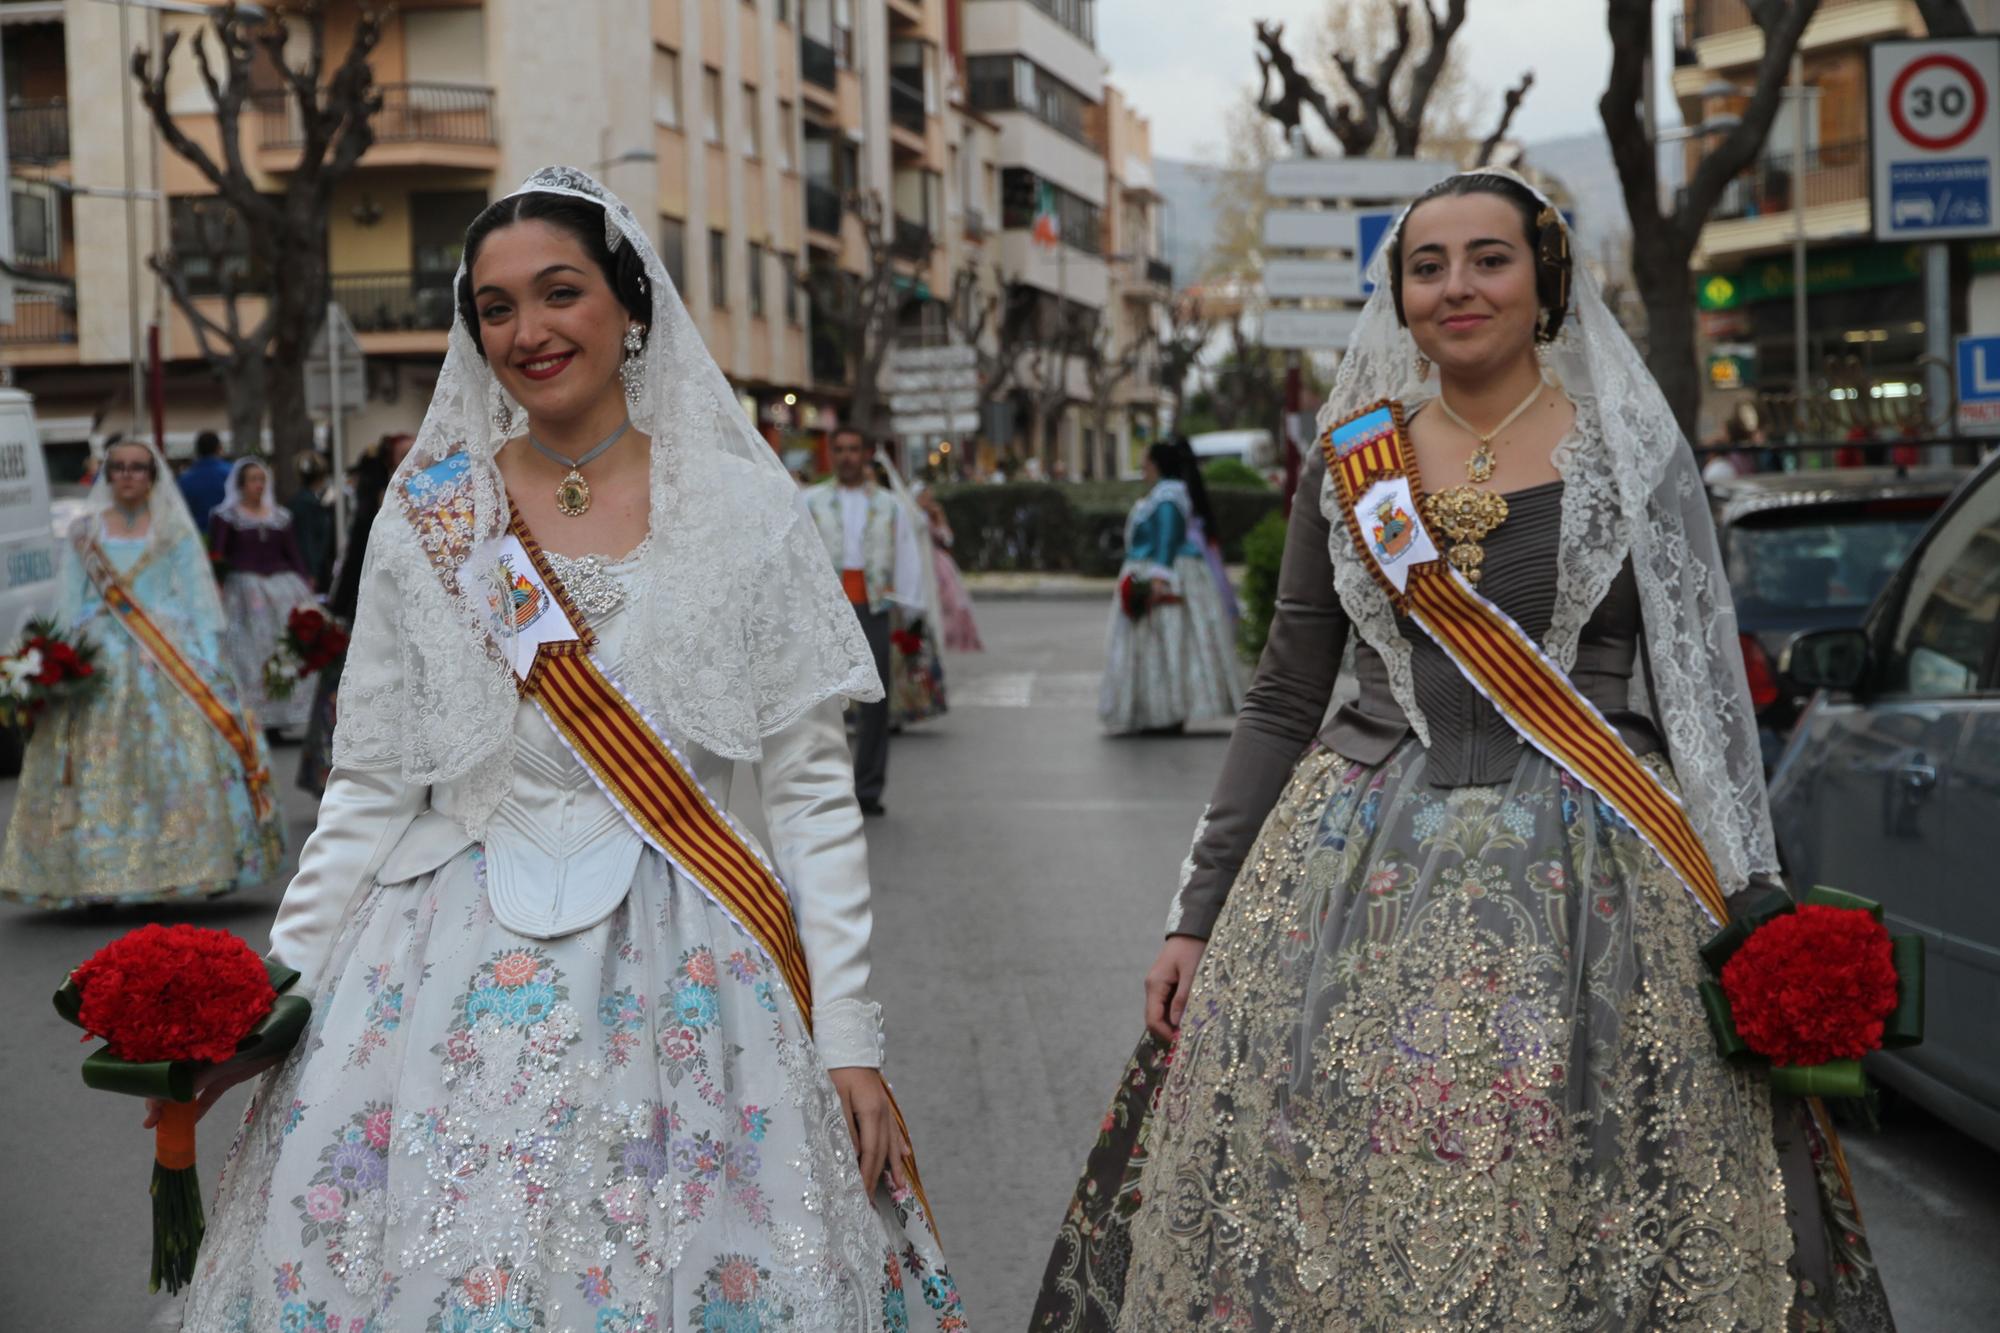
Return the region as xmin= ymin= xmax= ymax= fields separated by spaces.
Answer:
xmin=174 ymin=169 xmax=967 ymax=1333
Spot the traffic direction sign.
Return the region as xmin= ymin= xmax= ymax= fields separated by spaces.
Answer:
xmin=1871 ymin=37 xmax=2000 ymax=241
xmin=1262 ymin=308 xmax=1364 ymax=350
xmin=1265 ymin=157 xmax=1450 ymax=201
xmin=305 ymin=303 xmax=366 ymax=416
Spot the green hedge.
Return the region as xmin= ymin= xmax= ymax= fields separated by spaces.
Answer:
xmin=1236 ymin=510 xmax=1289 ymax=661
xmin=934 ymin=482 xmax=1284 ymax=574
xmin=1202 ymin=457 xmax=1269 ymax=490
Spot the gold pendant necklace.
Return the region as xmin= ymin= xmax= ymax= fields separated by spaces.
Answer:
xmin=1422 ymin=382 xmax=1544 ymax=584
xmin=1434 ymin=380 xmax=1545 ymax=484
xmin=527 ymin=416 xmax=631 ymax=517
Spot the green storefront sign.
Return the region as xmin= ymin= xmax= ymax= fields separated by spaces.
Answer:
xmin=1699 ymin=243 xmax=1924 ymax=310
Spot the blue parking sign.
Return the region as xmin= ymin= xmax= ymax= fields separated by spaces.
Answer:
xmin=1891 ymin=159 xmax=1992 ymax=230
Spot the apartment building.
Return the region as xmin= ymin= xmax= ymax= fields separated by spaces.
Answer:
xmin=1673 ymin=0 xmax=2000 ymax=429
xmin=1090 ymin=80 xmax=1168 ymax=479
xmin=961 ymin=0 xmax=1109 ymax=477
xmin=1 ymin=0 xmax=1158 ymax=477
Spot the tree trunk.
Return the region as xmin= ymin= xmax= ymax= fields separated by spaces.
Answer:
xmin=1639 ymin=255 xmax=1702 ymax=440
xmin=222 ymin=351 xmax=265 ymax=456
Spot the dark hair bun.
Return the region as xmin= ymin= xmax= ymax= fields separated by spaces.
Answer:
xmin=455 ymin=191 xmax=652 ymax=361
xmin=1387 ymin=173 xmax=1572 ymax=342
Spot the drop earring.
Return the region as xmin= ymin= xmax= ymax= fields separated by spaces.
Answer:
xmin=1415 ymin=352 xmax=1433 ymax=383
xmin=492 ymin=396 xmax=516 ymax=437
xmin=619 ymin=324 xmax=646 ymax=406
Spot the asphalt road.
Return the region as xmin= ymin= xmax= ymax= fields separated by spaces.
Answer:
xmin=1 ymin=598 xmax=1996 ymax=1330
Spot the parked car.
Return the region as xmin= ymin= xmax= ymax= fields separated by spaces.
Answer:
xmin=1709 ymin=466 xmax=1965 ymax=768
xmin=1769 ymin=452 xmax=2000 ymax=1153
xmin=0 ymin=389 xmax=61 ymax=775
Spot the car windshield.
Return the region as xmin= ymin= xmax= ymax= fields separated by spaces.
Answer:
xmin=1725 ymin=497 xmax=1943 ymax=618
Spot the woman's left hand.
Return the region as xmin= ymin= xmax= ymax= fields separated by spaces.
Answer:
xmin=828 ymin=1065 xmax=910 ymax=1196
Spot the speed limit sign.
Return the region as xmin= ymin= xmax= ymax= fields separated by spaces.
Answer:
xmin=1872 ymin=37 xmax=2000 ymax=241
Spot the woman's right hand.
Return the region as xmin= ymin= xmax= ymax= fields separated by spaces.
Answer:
xmin=1145 ymin=935 xmax=1208 ymax=1041
xmin=141 ymin=1054 xmax=281 ymax=1129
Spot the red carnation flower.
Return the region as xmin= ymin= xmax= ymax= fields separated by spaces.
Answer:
xmin=1720 ymin=904 xmax=1899 ymax=1067
xmin=68 ymin=924 xmax=277 ymax=1065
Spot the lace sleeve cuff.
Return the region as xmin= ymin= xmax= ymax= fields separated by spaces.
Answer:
xmin=812 ymin=997 xmax=885 ymax=1069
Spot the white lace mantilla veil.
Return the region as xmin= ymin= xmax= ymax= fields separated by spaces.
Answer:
xmin=331 ymin=166 xmax=880 ymax=832
xmin=71 ymin=437 xmax=219 ymax=607
xmin=1318 ymin=166 xmax=1778 ymax=897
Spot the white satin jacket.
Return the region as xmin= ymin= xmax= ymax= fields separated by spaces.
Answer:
xmin=267 ymin=558 xmax=885 ymax=1070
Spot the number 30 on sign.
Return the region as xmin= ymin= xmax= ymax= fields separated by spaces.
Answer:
xmin=1871 ymin=37 xmax=2000 ymax=242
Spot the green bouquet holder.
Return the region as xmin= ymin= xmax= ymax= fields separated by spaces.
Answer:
xmin=1699 ymin=885 xmax=1925 ymax=1100
xmin=52 ymin=957 xmax=311 ymax=1293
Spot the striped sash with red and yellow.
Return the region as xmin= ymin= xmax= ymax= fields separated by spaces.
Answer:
xmin=1321 ymin=400 xmax=1729 ymax=927
xmin=398 ymin=457 xmax=932 ymax=1220
xmin=77 ymin=539 xmax=274 ymax=820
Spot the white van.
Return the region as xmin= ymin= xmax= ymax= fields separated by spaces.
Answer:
xmin=0 ymin=389 xmax=60 ymax=774
xmin=1188 ymin=428 xmax=1278 ymax=471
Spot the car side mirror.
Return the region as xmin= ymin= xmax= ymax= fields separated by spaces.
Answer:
xmin=1782 ymin=627 xmax=1870 ymax=693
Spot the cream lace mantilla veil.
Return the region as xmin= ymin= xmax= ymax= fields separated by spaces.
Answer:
xmin=331 ymin=167 xmax=881 ymax=834
xmin=1320 ymin=167 xmax=1779 ymax=897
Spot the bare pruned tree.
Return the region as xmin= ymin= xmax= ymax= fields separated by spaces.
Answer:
xmin=945 ymin=259 xmax=1027 ymax=419
xmin=1474 ymin=72 xmax=1535 ymax=167
xmin=1601 ymin=0 xmax=1817 ymax=437
xmin=1157 ymin=292 xmax=1212 ymax=427
xmin=1082 ymin=319 xmax=1156 ymax=480
xmin=134 ymin=2 xmax=382 ymax=491
xmin=1911 ymin=0 xmax=1975 ymax=37
xmin=810 ymin=189 xmax=937 ymax=437
xmin=1013 ymin=292 xmax=1093 ymax=475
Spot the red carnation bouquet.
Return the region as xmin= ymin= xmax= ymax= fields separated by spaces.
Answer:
xmin=1118 ymin=572 xmax=1180 ymax=622
xmin=54 ymin=925 xmax=311 ymax=1292
xmin=262 ymin=605 xmax=350 ymax=701
xmin=1699 ymin=886 xmax=1924 ymax=1098
xmin=0 ymin=616 xmax=102 ymax=729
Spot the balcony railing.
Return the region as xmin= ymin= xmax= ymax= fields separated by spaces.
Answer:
xmin=893 ymin=216 xmax=932 ymax=259
xmin=964 ymin=206 xmax=987 ymax=240
xmin=255 ymin=82 xmax=495 ymax=150
xmin=801 ymin=36 xmax=837 ymax=92
xmin=331 ymin=272 xmax=457 ymax=333
xmin=1687 ymin=0 xmax=1868 ymax=41
xmin=1020 ymin=0 xmax=1096 ymax=47
xmin=1707 ymin=137 xmax=1867 ymax=223
xmin=0 ymin=293 xmax=77 ymax=346
xmin=807 ymin=181 xmax=843 ymax=235
xmin=6 ymin=99 xmax=70 ymax=163
xmin=889 ymin=78 xmax=926 ymax=133
xmin=1146 ymin=257 xmax=1172 ymax=287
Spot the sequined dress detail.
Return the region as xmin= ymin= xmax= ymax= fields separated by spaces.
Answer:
xmin=180 ymin=549 xmax=967 ymax=1333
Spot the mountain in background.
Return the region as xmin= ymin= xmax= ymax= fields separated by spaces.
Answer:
xmin=1153 ymin=131 xmax=1631 ymax=288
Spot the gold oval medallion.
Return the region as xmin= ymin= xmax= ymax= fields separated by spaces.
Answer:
xmin=555 ymin=470 xmax=592 ymax=517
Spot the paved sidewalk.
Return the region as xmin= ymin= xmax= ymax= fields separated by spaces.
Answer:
xmin=962 ymin=565 xmax=1247 ymax=601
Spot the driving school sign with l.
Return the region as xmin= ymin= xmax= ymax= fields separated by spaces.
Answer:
xmin=1872 ymin=37 xmax=2000 ymax=242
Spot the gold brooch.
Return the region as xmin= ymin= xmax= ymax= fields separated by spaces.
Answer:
xmin=1423 ymin=486 xmax=1509 ymax=584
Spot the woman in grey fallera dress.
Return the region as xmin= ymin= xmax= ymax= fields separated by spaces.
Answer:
xmin=1032 ymin=170 xmax=1895 ymax=1331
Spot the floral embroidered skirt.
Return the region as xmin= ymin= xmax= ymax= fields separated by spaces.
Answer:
xmin=1033 ymin=741 xmax=1895 ymax=1332
xmin=220 ymin=569 xmax=317 ymax=731
xmin=181 ymin=847 xmax=967 ymax=1333
xmin=1098 ymin=555 xmax=1243 ymax=736
xmin=0 ymin=635 xmax=283 ymax=908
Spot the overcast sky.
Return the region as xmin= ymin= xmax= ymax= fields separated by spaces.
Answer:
xmin=1098 ymin=0 xmax=1645 ymax=163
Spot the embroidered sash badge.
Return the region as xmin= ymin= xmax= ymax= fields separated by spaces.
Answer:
xmin=1352 ymin=477 xmax=1438 ymax=593
xmin=464 ymin=535 xmax=578 ymax=680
